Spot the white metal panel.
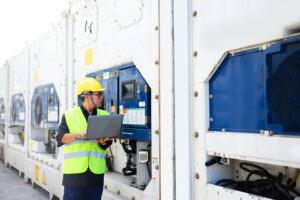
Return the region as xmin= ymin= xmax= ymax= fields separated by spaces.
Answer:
xmin=207 ymin=132 xmax=300 ymax=169
xmin=192 ymin=0 xmax=300 ymax=199
xmin=114 ymin=0 xmax=144 ymax=29
xmin=8 ymin=50 xmax=29 ymax=95
xmin=174 ymin=0 xmax=193 ymax=200
xmin=159 ymin=0 xmax=175 ymax=199
xmin=27 ymin=158 xmax=63 ymax=199
xmin=6 ymin=147 xmax=27 ymax=174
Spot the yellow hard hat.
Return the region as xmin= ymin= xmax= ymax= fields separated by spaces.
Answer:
xmin=76 ymin=77 xmax=105 ymax=95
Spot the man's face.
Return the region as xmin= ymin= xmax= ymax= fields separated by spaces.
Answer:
xmin=85 ymin=92 xmax=103 ymax=108
xmin=90 ymin=92 xmax=103 ymax=108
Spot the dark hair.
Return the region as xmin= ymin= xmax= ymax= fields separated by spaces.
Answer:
xmin=79 ymin=91 xmax=92 ymax=102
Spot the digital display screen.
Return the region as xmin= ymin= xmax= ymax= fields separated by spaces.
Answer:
xmin=122 ymin=81 xmax=135 ymax=101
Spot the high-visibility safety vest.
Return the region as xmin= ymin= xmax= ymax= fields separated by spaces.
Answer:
xmin=63 ymin=106 xmax=110 ymax=174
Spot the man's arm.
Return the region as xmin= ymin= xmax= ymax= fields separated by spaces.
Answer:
xmin=61 ymin=131 xmax=86 ymax=144
xmin=56 ymin=114 xmax=86 ymax=146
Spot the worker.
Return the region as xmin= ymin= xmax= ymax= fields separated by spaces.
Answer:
xmin=56 ymin=77 xmax=112 ymax=200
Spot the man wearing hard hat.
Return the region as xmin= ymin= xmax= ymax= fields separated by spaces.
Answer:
xmin=56 ymin=77 xmax=112 ymax=200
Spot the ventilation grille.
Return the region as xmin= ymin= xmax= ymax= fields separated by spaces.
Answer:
xmin=267 ymin=42 xmax=300 ymax=132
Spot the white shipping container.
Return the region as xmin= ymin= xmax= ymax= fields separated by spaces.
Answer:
xmin=1 ymin=0 xmax=300 ymax=200
xmin=190 ymin=0 xmax=300 ymax=200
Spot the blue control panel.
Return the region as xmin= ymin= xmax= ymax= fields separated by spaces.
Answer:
xmin=31 ymin=84 xmax=60 ymax=129
xmin=85 ymin=62 xmax=151 ymax=141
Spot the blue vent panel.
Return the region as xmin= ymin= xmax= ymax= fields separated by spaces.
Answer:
xmin=209 ymin=37 xmax=300 ymax=135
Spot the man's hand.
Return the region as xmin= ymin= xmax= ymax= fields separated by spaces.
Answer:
xmin=61 ymin=130 xmax=86 ymax=144
xmin=77 ymin=131 xmax=86 ymax=137
xmin=95 ymin=138 xmax=113 ymax=145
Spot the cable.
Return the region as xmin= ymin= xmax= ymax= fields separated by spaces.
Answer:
xmin=289 ymin=169 xmax=300 ymax=187
xmin=145 ymin=162 xmax=151 ymax=179
xmin=214 ymin=162 xmax=300 ymax=200
xmin=106 ymin=146 xmax=114 ymax=171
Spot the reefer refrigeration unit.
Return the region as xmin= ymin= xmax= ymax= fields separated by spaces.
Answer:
xmin=27 ymin=19 xmax=68 ymax=199
xmin=6 ymin=50 xmax=29 ymax=177
xmin=69 ymin=0 xmax=160 ymax=199
xmin=189 ymin=1 xmax=300 ymax=200
xmin=0 ymin=64 xmax=8 ymax=161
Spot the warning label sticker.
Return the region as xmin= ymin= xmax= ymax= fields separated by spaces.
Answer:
xmin=35 ymin=164 xmax=39 ymax=182
xmin=48 ymin=110 xmax=58 ymax=122
xmin=19 ymin=112 xmax=25 ymax=121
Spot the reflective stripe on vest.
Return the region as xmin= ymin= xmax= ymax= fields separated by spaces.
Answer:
xmin=64 ymin=151 xmax=106 ymax=159
xmin=63 ymin=107 xmax=110 ymax=174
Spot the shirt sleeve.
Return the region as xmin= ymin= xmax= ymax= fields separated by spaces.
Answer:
xmin=56 ymin=114 xmax=70 ymax=147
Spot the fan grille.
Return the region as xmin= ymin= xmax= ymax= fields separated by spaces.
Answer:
xmin=268 ymin=43 xmax=300 ymax=132
xmin=34 ymin=96 xmax=43 ymax=125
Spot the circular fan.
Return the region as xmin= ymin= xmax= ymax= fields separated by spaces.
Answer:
xmin=11 ymin=102 xmax=17 ymax=123
xmin=34 ymin=96 xmax=43 ymax=125
xmin=269 ymin=50 xmax=300 ymax=132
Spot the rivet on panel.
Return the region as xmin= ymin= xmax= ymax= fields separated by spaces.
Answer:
xmin=155 ymin=95 xmax=159 ymax=100
xmin=155 ymin=130 xmax=159 ymax=135
xmin=209 ymin=117 xmax=213 ymax=122
xmin=222 ymin=128 xmax=226 ymax=133
xmin=193 ymin=51 xmax=198 ymax=57
xmin=194 ymin=132 xmax=199 ymax=138
xmin=209 ymin=94 xmax=213 ymax=99
xmin=154 ymin=26 xmax=159 ymax=31
xmin=194 ymin=173 xmax=199 ymax=179
xmin=104 ymin=185 xmax=107 ymax=189
xmin=193 ymin=11 xmax=197 ymax=17
xmin=155 ymin=60 xmax=160 ymax=65
xmin=155 ymin=165 xmax=159 ymax=170
xmin=194 ymin=91 xmax=198 ymax=97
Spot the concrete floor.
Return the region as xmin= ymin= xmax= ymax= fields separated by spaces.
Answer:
xmin=0 ymin=161 xmax=127 ymax=200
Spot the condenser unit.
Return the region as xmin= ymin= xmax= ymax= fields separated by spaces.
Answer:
xmin=31 ymin=84 xmax=59 ymax=129
xmin=209 ymin=36 xmax=300 ymax=135
xmin=10 ymin=93 xmax=25 ymax=126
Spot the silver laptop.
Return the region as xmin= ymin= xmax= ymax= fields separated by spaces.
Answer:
xmin=76 ymin=114 xmax=124 ymax=140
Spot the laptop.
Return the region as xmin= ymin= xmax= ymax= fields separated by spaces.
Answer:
xmin=76 ymin=114 xmax=124 ymax=140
